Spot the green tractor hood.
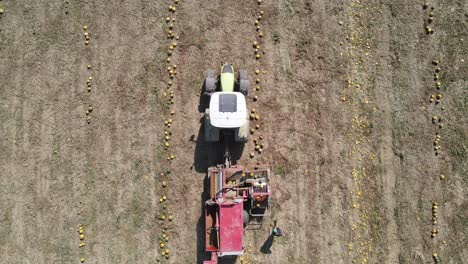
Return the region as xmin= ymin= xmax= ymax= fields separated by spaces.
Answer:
xmin=220 ymin=64 xmax=235 ymax=92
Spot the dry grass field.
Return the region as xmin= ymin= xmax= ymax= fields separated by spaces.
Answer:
xmin=0 ymin=0 xmax=466 ymax=263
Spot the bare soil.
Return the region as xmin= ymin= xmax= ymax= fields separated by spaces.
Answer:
xmin=0 ymin=1 xmax=466 ymax=264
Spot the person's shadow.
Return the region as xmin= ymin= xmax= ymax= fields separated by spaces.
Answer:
xmin=260 ymin=220 xmax=278 ymax=254
xmin=260 ymin=233 xmax=274 ymax=254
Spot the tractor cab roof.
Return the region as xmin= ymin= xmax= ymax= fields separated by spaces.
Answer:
xmin=220 ymin=64 xmax=235 ymax=92
xmin=209 ymin=92 xmax=247 ymax=128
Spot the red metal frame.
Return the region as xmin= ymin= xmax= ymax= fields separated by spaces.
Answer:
xmin=203 ymin=165 xmax=271 ymax=264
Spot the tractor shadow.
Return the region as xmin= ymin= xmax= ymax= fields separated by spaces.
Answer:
xmin=193 ymin=121 xmax=224 ymax=173
xmin=194 ymin=78 xmax=224 ymax=173
xmin=196 ymin=174 xmax=209 ymax=263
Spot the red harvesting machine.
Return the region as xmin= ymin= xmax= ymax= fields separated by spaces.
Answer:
xmin=201 ymin=64 xmax=271 ymax=263
xmin=203 ymin=164 xmax=271 ymax=264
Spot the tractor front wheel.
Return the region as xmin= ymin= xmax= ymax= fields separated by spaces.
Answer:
xmin=239 ymin=70 xmax=249 ymax=96
xmin=205 ymin=69 xmax=216 ymax=95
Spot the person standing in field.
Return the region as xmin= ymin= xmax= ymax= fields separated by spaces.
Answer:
xmin=261 ymin=220 xmax=285 ymax=254
xmin=272 ymin=220 xmax=285 ymax=237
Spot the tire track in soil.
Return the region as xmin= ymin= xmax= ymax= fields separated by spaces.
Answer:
xmin=1 ymin=1 xmax=85 ymax=263
xmin=72 ymin=1 xmax=166 ymax=263
xmin=264 ymin=1 xmax=347 ymax=263
xmin=262 ymin=1 xmax=310 ymax=261
xmin=379 ymin=2 xmax=467 ymax=263
xmin=381 ymin=2 xmax=436 ymax=262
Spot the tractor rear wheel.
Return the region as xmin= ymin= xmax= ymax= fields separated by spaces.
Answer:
xmin=205 ymin=69 xmax=216 ymax=95
xmin=243 ymin=210 xmax=250 ymax=226
xmin=239 ymin=70 xmax=249 ymax=96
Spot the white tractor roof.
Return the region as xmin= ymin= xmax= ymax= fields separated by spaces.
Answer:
xmin=209 ymin=92 xmax=247 ymax=128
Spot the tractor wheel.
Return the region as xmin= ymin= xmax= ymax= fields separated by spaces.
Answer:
xmin=243 ymin=210 xmax=250 ymax=225
xmin=204 ymin=69 xmax=216 ymax=95
xmin=239 ymin=70 xmax=249 ymax=96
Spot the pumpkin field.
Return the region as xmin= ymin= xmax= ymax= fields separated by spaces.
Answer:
xmin=0 ymin=0 xmax=466 ymax=263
